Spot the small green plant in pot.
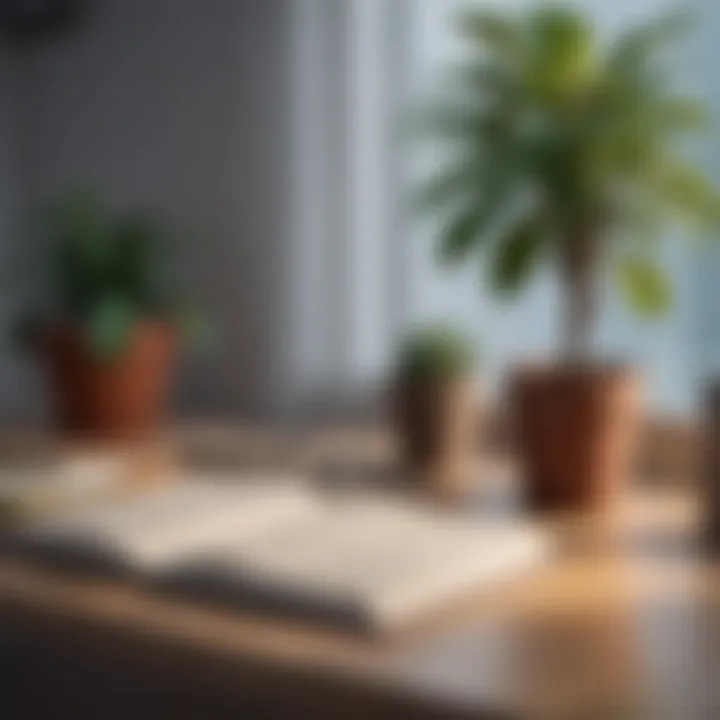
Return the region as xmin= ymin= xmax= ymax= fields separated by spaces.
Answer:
xmin=14 ymin=193 xmax=206 ymax=439
xmin=393 ymin=326 xmax=478 ymax=500
xmin=416 ymin=7 xmax=720 ymax=510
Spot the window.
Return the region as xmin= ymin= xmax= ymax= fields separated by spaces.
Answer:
xmin=289 ymin=0 xmax=717 ymax=417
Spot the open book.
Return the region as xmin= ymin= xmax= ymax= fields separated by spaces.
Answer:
xmin=8 ymin=479 xmax=550 ymax=631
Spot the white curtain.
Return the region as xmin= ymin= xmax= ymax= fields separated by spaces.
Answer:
xmin=288 ymin=0 xmax=409 ymax=412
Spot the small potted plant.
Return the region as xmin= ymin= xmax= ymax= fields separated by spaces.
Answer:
xmin=417 ymin=7 xmax=719 ymax=510
xmin=393 ymin=326 xmax=478 ymax=500
xmin=14 ymin=193 xmax=206 ymax=440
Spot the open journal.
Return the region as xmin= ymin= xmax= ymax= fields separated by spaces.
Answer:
xmin=6 ymin=479 xmax=551 ymax=631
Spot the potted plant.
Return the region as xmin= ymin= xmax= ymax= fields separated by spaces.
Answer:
xmin=417 ymin=7 xmax=719 ymax=511
xmin=14 ymin=194 xmax=205 ymax=440
xmin=393 ymin=326 xmax=478 ymax=500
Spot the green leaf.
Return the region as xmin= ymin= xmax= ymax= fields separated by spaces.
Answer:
xmin=451 ymin=61 xmax=515 ymax=97
xmin=653 ymin=161 xmax=720 ymax=230
xmin=654 ymin=98 xmax=710 ymax=133
xmin=45 ymin=191 xmax=107 ymax=245
xmin=410 ymin=104 xmax=493 ymax=143
xmin=397 ymin=325 xmax=476 ymax=379
xmin=414 ymin=164 xmax=482 ymax=214
xmin=457 ymin=9 xmax=520 ymax=59
xmin=615 ymin=257 xmax=673 ymax=317
xmin=609 ymin=10 xmax=692 ymax=72
xmin=529 ymin=6 xmax=597 ymax=96
xmin=616 ymin=198 xmax=664 ymax=244
xmin=437 ymin=203 xmax=490 ymax=265
xmin=84 ymin=295 xmax=136 ymax=360
xmin=111 ymin=215 xmax=162 ymax=302
xmin=489 ymin=217 xmax=546 ymax=295
xmin=49 ymin=194 xmax=115 ymax=315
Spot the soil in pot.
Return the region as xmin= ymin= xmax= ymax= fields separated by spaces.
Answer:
xmin=45 ymin=322 xmax=174 ymax=440
xmin=512 ymin=365 xmax=640 ymax=513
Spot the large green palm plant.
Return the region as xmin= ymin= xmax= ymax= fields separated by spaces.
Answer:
xmin=418 ymin=6 xmax=719 ymax=362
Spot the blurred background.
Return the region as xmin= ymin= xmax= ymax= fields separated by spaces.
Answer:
xmin=0 ymin=0 xmax=717 ymax=428
xmin=0 ymin=5 xmax=717 ymax=717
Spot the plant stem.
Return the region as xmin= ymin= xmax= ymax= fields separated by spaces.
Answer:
xmin=560 ymin=226 xmax=598 ymax=366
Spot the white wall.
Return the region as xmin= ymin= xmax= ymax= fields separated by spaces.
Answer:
xmin=4 ymin=0 xmax=294 ymax=422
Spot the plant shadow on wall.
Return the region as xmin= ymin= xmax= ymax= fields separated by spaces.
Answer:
xmin=12 ymin=193 xmax=210 ymax=440
xmin=414 ymin=6 xmax=720 ymax=512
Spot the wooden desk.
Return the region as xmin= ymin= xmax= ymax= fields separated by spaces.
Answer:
xmin=0 ymin=482 xmax=714 ymax=719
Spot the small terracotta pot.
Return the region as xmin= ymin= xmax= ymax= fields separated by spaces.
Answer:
xmin=44 ymin=322 xmax=175 ymax=440
xmin=392 ymin=376 xmax=478 ymax=500
xmin=511 ymin=365 xmax=640 ymax=513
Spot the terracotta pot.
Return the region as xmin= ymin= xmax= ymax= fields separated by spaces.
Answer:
xmin=392 ymin=376 xmax=478 ymax=500
xmin=44 ymin=322 xmax=175 ymax=440
xmin=512 ymin=365 xmax=640 ymax=512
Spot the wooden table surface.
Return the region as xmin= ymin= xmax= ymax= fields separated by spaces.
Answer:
xmin=0 ymin=427 xmax=716 ymax=719
xmin=0 ymin=480 xmax=716 ymax=718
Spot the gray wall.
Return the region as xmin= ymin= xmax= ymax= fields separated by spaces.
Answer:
xmin=3 ymin=0 xmax=293 ymax=422
xmin=0 ymin=37 xmax=41 ymax=425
